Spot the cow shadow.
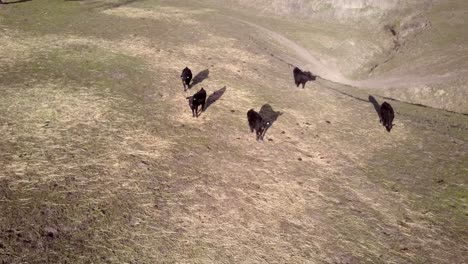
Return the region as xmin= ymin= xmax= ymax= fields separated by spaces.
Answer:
xmin=1 ymin=0 xmax=32 ymax=4
xmin=191 ymin=69 xmax=209 ymax=88
xmin=204 ymin=86 xmax=226 ymax=111
xmin=369 ymin=95 xmax=381 ymax=121
xmin=259 ymin=104 xmax=282 ymax=137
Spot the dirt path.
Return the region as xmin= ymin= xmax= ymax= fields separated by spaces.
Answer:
xmin=233 ymin=18 xmax=352 ymax=84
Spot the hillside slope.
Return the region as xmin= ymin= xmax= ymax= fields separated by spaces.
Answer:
xmin=0 ymin=0 xmax=467 ymax=263
xmin=220 ymin=0 xmax=468 ymax=113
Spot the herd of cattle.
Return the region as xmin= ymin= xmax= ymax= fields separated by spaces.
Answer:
xmin=180 ymin=65 xmax=395 ymax=141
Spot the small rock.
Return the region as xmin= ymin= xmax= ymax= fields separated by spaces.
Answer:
xmin=305 ymin=122 xmax=311 ymax=126
xmin=22 ymin=232 xmax=34 ymax=243
xmin=141 ymin=160 xmax=149 ymax=165
xmin=281 ymin=131 xmax=285 ymax=134
xmin=231 ymin=110 xmax=235 ymax=113
xmin=130 ymin=220 xmax=140 ymax=227
xmin=298 ymin=157 xmax=302 ymax=161
xmin=326 ymin=120 xmax=331 ymax=124
xmin=397 ymin=220 xmax=409 ymax=228
xmin=268 ymin=138 xmax=273 ymax=142
xmin=43 ymin=227 xmax=58 ymax=239
xmin=436 ymin=179 xmax=444 ymax=184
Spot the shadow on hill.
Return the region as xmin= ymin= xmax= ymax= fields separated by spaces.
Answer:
xmin=81 ymin=0 xmax=142 ymax=9
xmin=1 ymin=0 xmax=32 ymax=4
xmin=205 ymin=86 xmax=226 ymax=111
xmin=369 ymin=95 xmax=381 ymax=121
xmin=191 ymin=69 xmax=209 ymax=88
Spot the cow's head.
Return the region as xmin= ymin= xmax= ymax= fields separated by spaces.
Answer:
xmin=385 ymin=123 xmax=393 ymax=132
xmin=186 ymin=96 xmax=194 ymax=108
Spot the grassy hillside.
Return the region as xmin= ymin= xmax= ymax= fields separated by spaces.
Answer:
xmin=0 ymin=0 xmax=467 ymax=263
xmin=218 ymin=0 xmax=468 ymax=113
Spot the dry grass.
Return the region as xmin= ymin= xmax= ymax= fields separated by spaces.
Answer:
xmin=102 ymin=6 xmax=213 ymax=25
xmin=0 ymin=1 xmax=467 ymax=263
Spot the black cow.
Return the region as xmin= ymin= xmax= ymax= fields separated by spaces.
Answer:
xmin=181 ymin=67 xmax=192 ymax=91
xmin=293 ymin=67 xmax=316 ymax=88
xmin=186 ymin=88 xmax=206 ymax=117
xmin=247 ymin=109 xmax=270 ymax=141
xmin=380 ymin=102 xmax=394 ymax=132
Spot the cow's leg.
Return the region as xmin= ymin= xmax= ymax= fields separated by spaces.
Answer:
xmin=302 ymin=82 xmax=305 ymax=89
xmin=257 ymin=125 xmax=264 ymax=141
xmin=261 ymin=126 xmax=267 ymax=140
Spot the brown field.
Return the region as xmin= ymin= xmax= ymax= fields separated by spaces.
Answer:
xmin=0 ymin=0 xmax=467 ymax=263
